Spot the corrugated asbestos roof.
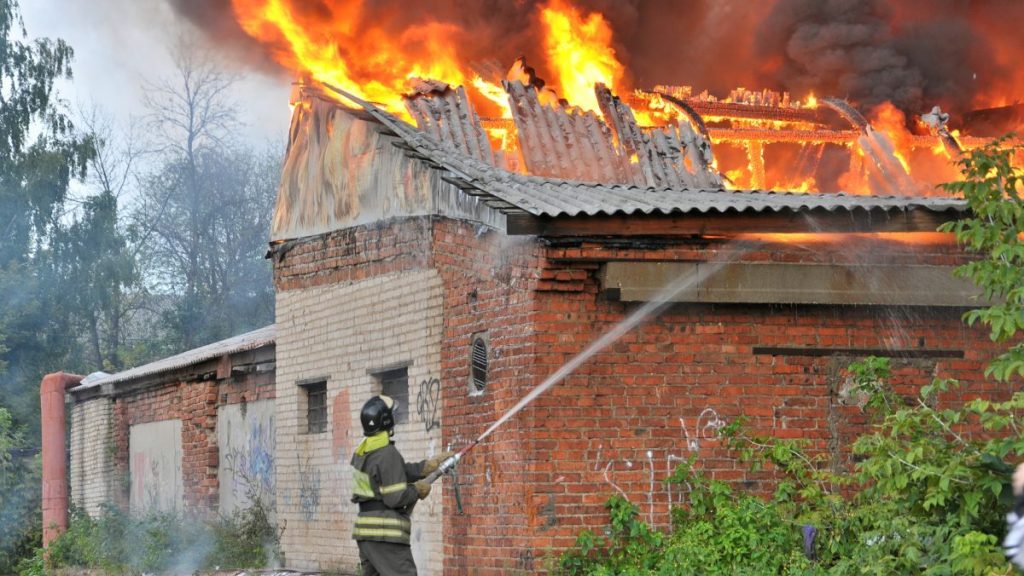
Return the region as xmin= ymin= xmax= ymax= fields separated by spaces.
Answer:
xmin=70 ymin=325 xmax=276 ymax=392
xmin=320 ymin=85 xmax=969 ymax=220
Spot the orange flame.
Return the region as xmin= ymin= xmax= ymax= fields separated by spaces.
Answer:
xmin=868 ymin=102 xmax=913 ymax=174
xmin=471 ymin=76 xmax=512 ymax=118
xmin=540 ymin=0 xmax=625 ymax=114
xmin=231 ymin=0 xmax=467 ymax=116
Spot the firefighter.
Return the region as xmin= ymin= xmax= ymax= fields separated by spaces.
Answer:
xmin=351 ymin=394 xmax=452 ymax=576
xmin=1006 ymin=462 xmax=1024 ymax=570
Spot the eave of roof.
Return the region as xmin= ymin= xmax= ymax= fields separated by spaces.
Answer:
xmin=69 ymin=325 xmax=276 ymax=393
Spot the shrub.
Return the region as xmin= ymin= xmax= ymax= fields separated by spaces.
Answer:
xmin=20 ymin=498 xmax=281 ymax=575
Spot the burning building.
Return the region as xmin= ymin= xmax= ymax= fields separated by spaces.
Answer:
xmin=251 ymin=79 xmax=1008 ymax=572
xmin=48 ymin=0 xmax=1024 ymax=574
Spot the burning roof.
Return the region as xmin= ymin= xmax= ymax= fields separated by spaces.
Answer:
xmin=219 ymin=0 xmax=1022 ymax=199
xmin=271 ymin=85 xmax=966 ymax=242
xmin=210 ymin=0 xmax=1021 ymax=240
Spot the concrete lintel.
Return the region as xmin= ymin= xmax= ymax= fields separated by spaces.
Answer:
xmin=600 ymin=261 xmax=991 ymax=307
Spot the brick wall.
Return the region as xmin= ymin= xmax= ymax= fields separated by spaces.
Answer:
xmin=436 ymin=225 xmax=1005 ymax=574
xmin=273 ymin=216 xmax=1006 ymax=575
xmin=275 ymin=224 xmax=446 ymax=573
xmin=69 ymin=397 xmax=115 ymax=516
xmin=92 ymin=368 xmax=275 ymax=516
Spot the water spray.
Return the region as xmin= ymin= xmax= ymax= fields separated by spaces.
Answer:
xmin=422 ymin=255 xmax=743 ymax=485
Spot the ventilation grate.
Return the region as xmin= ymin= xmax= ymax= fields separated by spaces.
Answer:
xmin=471 ymin=336 xmax=488 ymax=393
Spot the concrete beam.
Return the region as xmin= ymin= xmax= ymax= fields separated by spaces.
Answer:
xmin=600 ymin=261 xmax=991 ymax=307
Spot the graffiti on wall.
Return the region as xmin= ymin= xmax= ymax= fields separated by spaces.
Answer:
xmin=223 ymin=420 xmax=275 ymax=504
xmin=416 ymin=377 xmax=441 ymax=432
xmin=298 ymin=455 xmax=321 ymax=522
xmin=584 ymin=407 xmax=727 ymax=528
xmin=218 ymin=400 xmax=276 ymax=514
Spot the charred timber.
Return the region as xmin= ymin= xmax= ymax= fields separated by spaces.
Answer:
xmin=683 ymin=101 xmax=832 ymax=126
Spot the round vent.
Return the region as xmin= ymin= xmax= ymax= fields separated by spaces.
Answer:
xmin=470 ymin=335 xmax=489 ymax=393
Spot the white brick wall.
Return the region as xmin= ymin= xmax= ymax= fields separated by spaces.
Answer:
xmin=276 ymin=269 xmax=445 ymax=573
xmin=69 ymin=397 xmax=114 ymax=517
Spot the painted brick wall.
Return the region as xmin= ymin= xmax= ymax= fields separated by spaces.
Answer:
xmin=273 ymin=216 xmax=1007 ymax=575
xmin=69 ymin=397 xmax=115 ymax=516
xmin=275 ymin=260 xmax=446 ymax=573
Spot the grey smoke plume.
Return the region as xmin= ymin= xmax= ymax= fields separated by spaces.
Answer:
xmin=166 ymin=0 xmax=1021 ymax=116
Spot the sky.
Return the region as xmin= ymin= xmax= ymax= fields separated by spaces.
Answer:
xmin=20 ymin=0 xmax=292 ymax=144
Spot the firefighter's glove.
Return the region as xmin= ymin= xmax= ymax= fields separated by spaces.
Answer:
xmin=414 ymin=480 xmax=432 ymax=500
xmin=422 ymin=451 xmax=455 ymax=477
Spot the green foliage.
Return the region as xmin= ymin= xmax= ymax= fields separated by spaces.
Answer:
xmin=20 ymin=499 xmax=282 ymax=575
xmin=207 ymin=496 xmax=282 ymax=569
xmin=51 ymin=189 xmax=137 ymax=371
xmin=0 ymin=407 xmax=41 ymax=574
xmin=557 ymin=466 xmax=819 ymax=576
xmin=938 ymin=136 xmax=1024 ymax=381
xmin=0 ymin=0 xmax=93 ymax=442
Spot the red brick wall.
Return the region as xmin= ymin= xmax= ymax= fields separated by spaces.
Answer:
xmin=273 ymin=216 xmax=1005 ymax=575
xmin=437 ymin=228 xmax=1003 ymax=574
xmin=273 ymin=217 xmax=434 ymax=291
xmin=111 ymin=369 xmax=275 ymax=515
xmin=432 ymin=218 xmax=546 ymax=575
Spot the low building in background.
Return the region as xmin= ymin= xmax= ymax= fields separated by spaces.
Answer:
xmin=66 ymin=326 xmax=276 ymax=518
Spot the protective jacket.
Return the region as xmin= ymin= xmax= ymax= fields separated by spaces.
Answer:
xmin=351 ymin=432 xmax=425 ymax=545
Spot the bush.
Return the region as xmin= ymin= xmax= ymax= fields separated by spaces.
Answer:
xmin=0 ymin=407 xmax=42 ymax=574
xmin=19 ymin=498 xmax=281 ymax=575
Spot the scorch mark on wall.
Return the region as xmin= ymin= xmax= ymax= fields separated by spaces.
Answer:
xmin=332 ymin=388 xmax=352 ymax=461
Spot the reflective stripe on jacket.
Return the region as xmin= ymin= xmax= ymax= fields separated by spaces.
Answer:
xmin=350 ymin=433 xmax=424 ymax=545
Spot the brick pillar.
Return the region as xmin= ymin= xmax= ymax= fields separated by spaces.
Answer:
xmin=41 ymin=372 xmax=82 ymax=546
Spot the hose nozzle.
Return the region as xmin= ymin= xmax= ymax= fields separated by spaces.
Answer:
xmin=424 ymin=452 xmax=462 ymax=485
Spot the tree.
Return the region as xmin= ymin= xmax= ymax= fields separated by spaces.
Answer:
xmin=52 ymin=189 xmax=138 ymax=371
xmin=133 ymin=41 xmax=277 ymax=350
xmin=938 ymin=136 xmax=1024 ymax=381
xmin=0 ymin=2 xmax=94 ymax=568
xmin=0 ymin=0 xmax=92 ymax=432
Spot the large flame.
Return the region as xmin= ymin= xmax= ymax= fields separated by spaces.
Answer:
xmin=231 ymin=0 xmax=468 ymax=115
xmin=229 ymin=0 xmax=1018 ymax=200
xmin=539 ymin=0 xmax=625 ymax=114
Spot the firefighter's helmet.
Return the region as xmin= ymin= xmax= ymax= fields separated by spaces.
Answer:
xmin=360 ymin=395 xmax=397 ymax=436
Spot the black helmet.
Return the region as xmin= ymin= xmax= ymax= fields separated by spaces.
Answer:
xmin=360 ymin=395 xmax=397 ymax=436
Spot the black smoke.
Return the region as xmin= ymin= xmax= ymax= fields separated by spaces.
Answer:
xmin=753 ymin=0 xmax=1003 ymax=115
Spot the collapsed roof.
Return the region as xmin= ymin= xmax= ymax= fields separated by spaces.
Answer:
xmin=270 ymin=83 xmax=967 ymax=243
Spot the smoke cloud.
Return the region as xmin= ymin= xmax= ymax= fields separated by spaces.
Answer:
xmin=168 ymin=0 xmax=1022 ymax=116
